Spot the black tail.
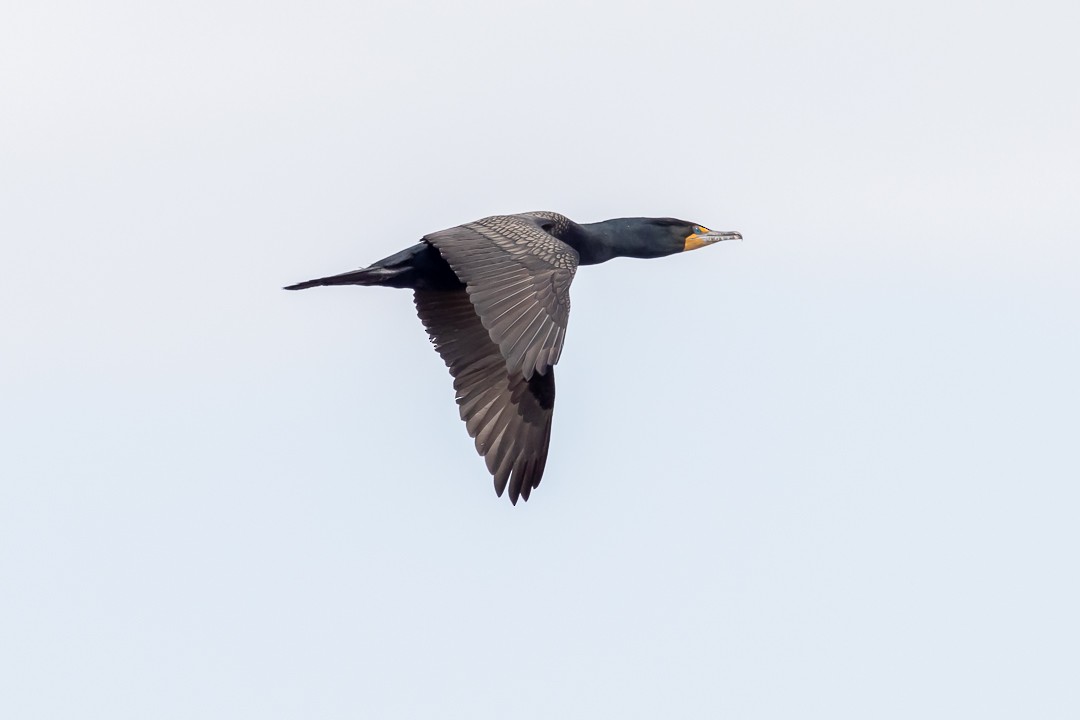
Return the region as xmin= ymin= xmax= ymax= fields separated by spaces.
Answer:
xmin=283 ymin=266 xmax=402 ymax=291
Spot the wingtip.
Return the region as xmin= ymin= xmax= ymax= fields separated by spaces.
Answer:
xmin=501 ymin=483 xmax=523 ymax=506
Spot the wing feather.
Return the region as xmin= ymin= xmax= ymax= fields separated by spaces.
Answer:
xmin=414 ymin=289 xmax=555 ymax=504
xmin=424 ymin=214 xmax=578 ymax=379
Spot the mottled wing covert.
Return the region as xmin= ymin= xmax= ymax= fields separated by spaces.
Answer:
xmin=423 ymin=213 xmax=579 ymax=379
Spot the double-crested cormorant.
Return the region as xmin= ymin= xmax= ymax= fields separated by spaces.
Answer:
xmin=286 ymin=211 xmax=740 ymax=503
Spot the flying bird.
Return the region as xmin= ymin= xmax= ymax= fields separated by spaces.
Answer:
xmin=286 ymin=211 xmax=740 ymax=503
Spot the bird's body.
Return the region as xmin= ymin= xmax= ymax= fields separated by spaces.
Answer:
xmin=287 ymin=211 xmax=740 ymax=503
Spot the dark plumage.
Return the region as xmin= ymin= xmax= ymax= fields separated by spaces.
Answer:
xmin=286 ymin=211 xmax=740 ymax=503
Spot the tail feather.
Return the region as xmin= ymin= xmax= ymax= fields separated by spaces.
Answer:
xmin=284 ymin=266 xmax=399 ymax=290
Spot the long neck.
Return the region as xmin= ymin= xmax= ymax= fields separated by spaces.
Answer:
xmin=567 ymin=219 xmax=669 ymax=265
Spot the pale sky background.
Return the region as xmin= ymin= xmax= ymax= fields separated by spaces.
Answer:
xmin=2 ymin=1 xmax=1078 ymax=717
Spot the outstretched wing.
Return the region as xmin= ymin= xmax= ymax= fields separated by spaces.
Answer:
xmin=423 ymin=214 xmax=578 ymax=380
xmin=415 ymin=289 xmax=555 ymax=504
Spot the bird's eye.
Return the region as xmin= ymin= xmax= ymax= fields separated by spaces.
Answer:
xmin=695 ymin=226 xmax=709 ymax=234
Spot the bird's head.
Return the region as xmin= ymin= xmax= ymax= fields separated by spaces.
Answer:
xmin=619 ymin=218 xmax=741 ymax=259
xmin=678 ymin=221 xmax=742 ymax=253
